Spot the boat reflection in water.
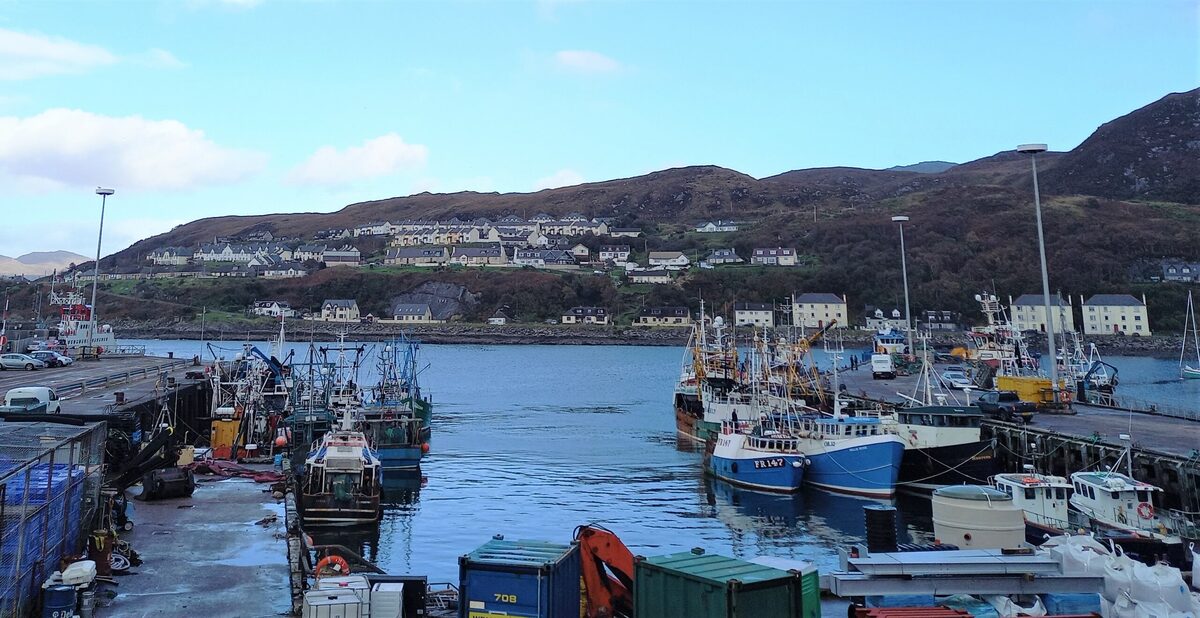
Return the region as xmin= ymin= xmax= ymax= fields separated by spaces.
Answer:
xmin=308 ymin=471 xmax=425 ymax=566
xmin=705 ymin=477 xmax=934 ymax=569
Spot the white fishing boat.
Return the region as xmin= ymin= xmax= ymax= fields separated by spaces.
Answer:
xmin=297 ymin=411 xmax=383 ymax=526
xmin=1180 ymin=291 xmax=1200 ymax=379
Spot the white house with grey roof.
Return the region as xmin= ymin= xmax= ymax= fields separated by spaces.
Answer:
xmin=385 ymin=247 xmax=448 ymax=266
xmin=147 ymin=247 xmax=191 ymax=266
xmin=648 ymin=251 xmax=690 ymax=270
xmin=1009 ymin=294 xmax=1075 ymax=333
xmin=390 ymin=303 xmax=442 ymax=323
xmin=1081 ymin=294 xmax=1150 ymax=336
xmin=792 ymin=293 xmax=847 ymax=328
xmin=320 ymin=299 xmax=360 ymax=322
xmin=707 ymin=248 xmax=743 ymax=265
xmin=752 ymin=247 xmax=798 ymax=266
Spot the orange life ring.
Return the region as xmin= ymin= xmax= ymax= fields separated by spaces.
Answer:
xmin=314 ymin=554 xmax=350 ymax=578
xmin=1136 ymin=502 xmax=1154 ymax=520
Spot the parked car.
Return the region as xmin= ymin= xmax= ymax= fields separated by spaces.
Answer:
xmin=4 ymin=386 xmax=61 ymax=413
xmin=975 ymin=390 xmax=1036 ymax=423
xmin=940 ymin=366 xmax=974 ymax=390
xmin=0 ymin=354 xmax=45 ymax=371
xmin=30 ymin=351 xmax=73 ymax=368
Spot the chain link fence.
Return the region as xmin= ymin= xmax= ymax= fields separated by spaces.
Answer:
xmin=0 ymin=422 xmax=106 ymax=616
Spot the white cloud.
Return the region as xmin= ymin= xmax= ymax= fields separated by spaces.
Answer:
xmin=135 ymin=48 xmax=187 ymax=69
xmin=554 ymin=50 xmax=620 ymax=74
xmin=0 ymin=28 xmax=118 ymax=80
xmin=533 ymin=169 xmax=585 ymax=191
xmin=288 ymin=133 xmax=428 ymax=187
xmin=0 ymin=108 xmax=267 ymax=192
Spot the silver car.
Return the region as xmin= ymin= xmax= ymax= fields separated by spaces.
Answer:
xmin=0 ymin=354 xmax=45 ymax=371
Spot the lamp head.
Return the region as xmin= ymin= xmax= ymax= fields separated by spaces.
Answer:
xmin=95 ymin=187 xmax=115 ymax=196
xmin=891 ymin=215 xmax=910 ymax=223
xmin=1016 ymin=144 xmax=1047 ymax=154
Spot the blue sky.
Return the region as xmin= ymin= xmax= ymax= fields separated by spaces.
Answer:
xmin=0 ymin=0 xmax=1196 ymax=257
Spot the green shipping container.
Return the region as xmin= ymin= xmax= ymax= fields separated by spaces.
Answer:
xmin=634 ymin=550 xmax=819 ymax=618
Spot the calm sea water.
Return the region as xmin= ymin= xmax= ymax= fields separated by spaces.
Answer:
xmin=125 ymin=338 xmax=1196 ymax=583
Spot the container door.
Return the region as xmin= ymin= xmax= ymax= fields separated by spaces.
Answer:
xmin=462 ymin=569 xmax=543 ymax=618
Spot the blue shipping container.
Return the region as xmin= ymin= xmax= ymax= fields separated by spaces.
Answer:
xmin=458 ymin=537 xmax=581 ymax=618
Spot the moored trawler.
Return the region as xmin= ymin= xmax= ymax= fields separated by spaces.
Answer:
xmin=44 ymin=290 xmax=117 ymax=355
xmin=708 ymin=420 xmax=807 ymax=493
xmin=297 ymin=411 xmax=383 ymax=526
xmin=357 ymin=336 xmax=432 ymax=470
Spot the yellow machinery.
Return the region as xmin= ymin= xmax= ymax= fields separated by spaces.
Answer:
xmin=210 ymin=414 xmax=243 ymax=459
xmin=996 ymin=375 xmax=1073 ymax=409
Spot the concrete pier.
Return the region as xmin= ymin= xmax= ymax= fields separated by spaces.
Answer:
xmin=97 ymin=476 xmax=289 ymax=617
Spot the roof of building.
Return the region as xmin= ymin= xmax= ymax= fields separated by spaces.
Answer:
xmin=1083 ymin=294 xmax=1145 ymax=307
xmin=254 ymin=300 xmax=292 ymax=308
xmin=566 ymin=306 xmax=607 ymax=316
xmin=387 ymin=247 xmax=447 ymax=258
xmin=453 ymin=246 xmax=504 ymax=258
xmin=641 ymin=306 xmax=689 ymax=318
xmin=753 ymin=247 xmax=796 ymax=256
xmin=600 ymin=245 xmax=631 ymax=252
xmin=794 ymin=293 xmax=844 ymax=304
xmin=648 ymin=251 xmax=686 ymax=260
xmin=392 ymin=303 xmax=431 ymax=316
xmin=709 ymin=248 xmax=740 ymax=258
xmin=734 ymin=302 xmax=772 ymax=311
xmin=631 ymin=269 xmax=670 ymax=278
xmin=322 ymin=299 xmax=357 ymax=308
xmin=296 ymin=243 xmax=327 ymax=253
xmin=1011 ymin=293 xmax=1070 ymax=306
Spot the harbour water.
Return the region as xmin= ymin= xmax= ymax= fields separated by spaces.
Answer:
xmin=126 ymin=339 xmax=1194 ymax=583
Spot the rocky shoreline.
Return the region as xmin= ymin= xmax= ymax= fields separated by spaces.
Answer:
xmin=111 ymin=318 xmax=1191 ymax=356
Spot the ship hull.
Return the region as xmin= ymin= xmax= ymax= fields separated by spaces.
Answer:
xmin=804 ymin=438 xmax=906 ymax=498
xmin=708 ymin=432 xmax=806 ymax=493
xmin=898 ymin=440 xmax=997 ymax=492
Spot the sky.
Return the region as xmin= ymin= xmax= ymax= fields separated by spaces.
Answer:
xmin=0 ymin=0 xmax=1196 ymax=258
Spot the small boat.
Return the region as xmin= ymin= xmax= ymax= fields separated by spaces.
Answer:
xmin=708 ymin=420 xmax=807 ymax=493
xmin=297 ymin=412 xmax=383 ymax=526
xmin=1181 ymin=291 xmax=1200 ymax=379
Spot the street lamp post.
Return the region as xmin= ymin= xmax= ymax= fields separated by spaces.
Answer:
xmin=1017 ymin=143 xmax=1059 ymax=403
xmin=89 ymin=187 xmax=114 ymax=353
xmin=891 ymin=215 xmax=913 ymax=355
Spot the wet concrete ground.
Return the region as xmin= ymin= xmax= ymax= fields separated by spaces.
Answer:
xmin=97 ymin=475 xmax=288 ymax=618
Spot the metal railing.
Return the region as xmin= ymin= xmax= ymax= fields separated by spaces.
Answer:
xmin=1082 ymin=391 xmax=1200 ymax=423
xmin=57 ymin=358 xmax=193 ymax=399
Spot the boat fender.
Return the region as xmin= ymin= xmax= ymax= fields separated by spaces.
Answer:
xmin=314 ymin=555 xmax=350 ymax=578
xmin=421 ymin=443 xmax=430 ymax=453
xmin=1137 ymin=502 xmax=1155 ymax=520
xmin=907 ymin=431 xmax=918 ymax=447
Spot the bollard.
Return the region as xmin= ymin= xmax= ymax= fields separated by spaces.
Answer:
xmin=115 ymin=392 xmax=125 ymax=405
xmin=168 ymin=351 xmax=174 ymax=359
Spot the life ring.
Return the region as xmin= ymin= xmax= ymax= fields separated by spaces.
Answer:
xmin=314 ymin=554 xmax=350 ymax=578
xmin=907 ymin=431 xmax=919 ymax=447
xmin=1136 ymin=502 xmax=1154 ymax=520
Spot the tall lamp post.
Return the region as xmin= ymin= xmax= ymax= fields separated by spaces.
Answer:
xmin=891 ymin=215 xmax=913 ymax=355
xmin=88 ymin=187 xmax=114 ymax=352
xmin=1017 ymin=143 xmax=1059 ymax=403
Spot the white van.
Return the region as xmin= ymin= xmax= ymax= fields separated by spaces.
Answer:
xmin=4 ymin=387 xmax=61 ymax=413
xmin=870 ymin=354 xmax=896 ymax=380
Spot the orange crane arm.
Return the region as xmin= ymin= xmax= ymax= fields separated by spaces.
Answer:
xmin=574 ymin=524 xmax=634 ymax=618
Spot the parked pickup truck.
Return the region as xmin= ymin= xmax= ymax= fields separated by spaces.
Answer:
xmin=975 ymin=390 xmax=1035 ymax=423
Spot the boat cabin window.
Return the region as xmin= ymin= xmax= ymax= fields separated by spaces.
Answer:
xmin=1136 ymin=490 xmax=1149 ymax=502
xmin=1044 ymin=488 xmax=1052 ymax=499
xmin=1024 ymin=488 xmax=1036 ymax=500
xmin=1111 ymin=491 xmax=1120 ymax=500
xmin=1056 ymin=488 xmax=1066 ymax=500
xmin=1087 ymin=486 xmax=1095 ymax=500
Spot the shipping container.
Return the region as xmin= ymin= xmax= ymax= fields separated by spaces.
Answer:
xmin=458 ymin=537 xmax=581 ymax=618
xmin=634 ymin=549 xmax=818 ymax=618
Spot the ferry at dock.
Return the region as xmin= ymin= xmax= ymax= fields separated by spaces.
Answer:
xmin=41 ymin=290 xmax=117 ymax=355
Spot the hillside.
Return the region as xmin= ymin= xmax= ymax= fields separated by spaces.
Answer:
xmin=886 ymin=161 xmax=957 ymax=174
xmin=1042 ymin=88 xmax=1200 ymax=204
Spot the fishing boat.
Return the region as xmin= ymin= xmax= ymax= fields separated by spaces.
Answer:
xmin=708 ymin=419 xmax=807 ymax=493
xmin=283 ymin=346 xmax=339 ymax=473
xmin=1180 ymin=291 xmax=1200 ymax=379
xmin=675 ymin=306 xmax=741 ymax=443
xmin=297 ymin=411 xmax=383 ymax=526
xmin=357 ymin=337 xmax=432 ymax=470
xmin=786 ymin=411 xmax=905 ymax=498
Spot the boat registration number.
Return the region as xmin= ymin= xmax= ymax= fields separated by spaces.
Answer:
xmin=754 ymin=458 xmax=786 ymax=469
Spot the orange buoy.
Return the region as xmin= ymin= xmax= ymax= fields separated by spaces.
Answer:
xmin=274 ymin=436 xmax=288 ymax=448
xmin=421 ymin=443 xmax=430 ymax=454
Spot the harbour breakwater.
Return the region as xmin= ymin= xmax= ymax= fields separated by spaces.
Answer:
xmin=111 ymin=318 xmax=1191 ymax=354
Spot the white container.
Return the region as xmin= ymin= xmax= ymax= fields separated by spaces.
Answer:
xmin=302 ymin=590 xmax=362 ymax=618
xmin=62 ymin=560 xmax=97 ymax=586
xmin=370 ymin=583 xmax=405 ymax=618
xmin=931 ymin=485 xmax=1025 ymax=549
xmin=316 ymin=576 xmax=370 ymax=616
